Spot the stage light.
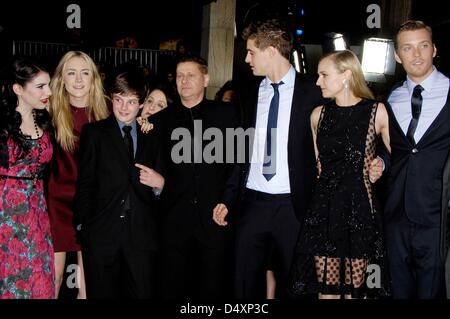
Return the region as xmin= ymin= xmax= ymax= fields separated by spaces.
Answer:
xmin=296 ymin=29 xmax=304 ymax=36
xmin=292 ymin=48 xmax=307 ymax=73
xmin=322 ymin=32 xmax=348 ymax=54
xmin=333 ymin=35 xmax=347 ymax=51
xmin=361 ymin=38 xmax=396 ymax=77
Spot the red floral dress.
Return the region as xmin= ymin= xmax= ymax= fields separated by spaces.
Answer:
xmin=0 ymin=133 xmax=55 ymax=299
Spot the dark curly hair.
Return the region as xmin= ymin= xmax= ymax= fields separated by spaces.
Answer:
xmin=0 ymin=57 xmax=52 ymax=168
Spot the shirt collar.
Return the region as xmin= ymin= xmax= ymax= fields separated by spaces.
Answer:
xmin=406 ymin=66 xmax=438 ymax=94
xmin=261 ymin=66 xmax=296 ymax=89
xmin=116 ymin=119 xmax=137 ymax=134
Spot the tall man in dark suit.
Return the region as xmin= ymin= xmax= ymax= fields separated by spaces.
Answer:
xmin=74 ymin=71 xmax=164 ymax=298
xmin=385 ymin=20 xmax=450 ymax=299
xmin=229 ymin=19 xmax=323 ymax=299
xmin=159 ymin=56 xmax=240 ymax=299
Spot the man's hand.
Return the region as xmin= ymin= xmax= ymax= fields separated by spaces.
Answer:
xmin=369 ymin=157 xmax=384 ymax=183
xmin=213 ymin=203 xmax=229 ymax=226
xmin=135 ymin=163 xmax=164 ymax=189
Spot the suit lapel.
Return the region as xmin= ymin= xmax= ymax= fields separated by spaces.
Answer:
xmin=417 ymin=86 xmax=450 ymax=147
xmin=248 ymin=79 xmax=262 ymax=129
xmin=386 ymin=102 xmax=410 ymax=145
xmin=387 ymin=80 xmax=450 ymax=147
xmin=135 ymin=125 xmax=147 ymax=163
xmin=244 ymin=79 xmax=262 ymax=169
xmin=288 ymin=74 xmax=308 ymax=152
xmin=386 ymin=82 xmax=412 ymax=145
xmin=105 ymin=115 xmax=131 ymax=165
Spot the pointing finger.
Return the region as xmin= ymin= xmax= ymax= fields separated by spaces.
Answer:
xmin=135 ymin=163 xmax=152 ymax=172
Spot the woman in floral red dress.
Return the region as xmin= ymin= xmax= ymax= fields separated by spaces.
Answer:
xmin=0 ymin=58 xmax=54 ymax=298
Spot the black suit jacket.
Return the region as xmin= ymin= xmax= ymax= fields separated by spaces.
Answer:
xmin=239 ymin=73 xmax=324 ymax=222
xmin=385 ymin=84 xmax=450 ymax=227
xmin=159 ymin=99 xmax=241 ymax=245
xmin=73 ymin=115 xmax=163 ymax=251
xmin=442 ymin=152 xmax=450 ymax=296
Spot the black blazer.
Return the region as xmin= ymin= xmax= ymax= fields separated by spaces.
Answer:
xmin=239 ymin=73 xmax=324 ymax=222
xmin=159 ymin=99 xmax=241 ymax=245
xmin=73 ymin=115 xmax=163 ymax=251
xmin=385 ymin=84 xmax=450 ymax=227
xmin=442 ymin=152 xmax=450 ymax=296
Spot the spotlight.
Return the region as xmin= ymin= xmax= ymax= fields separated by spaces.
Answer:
xmin=323 ymin=32 xmax=348 ymax=54
xmin=333 ymin=36 xmax=347 ymax=51
xmin=361 ymin=37 xmax=396 ymax=82
xmin=292 ymin=48 xmax=307 ymax=74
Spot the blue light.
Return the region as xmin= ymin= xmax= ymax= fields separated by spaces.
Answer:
xmin=301 ymin=9 xmax=305 ymax=16
xmin=296 ymin=29 xmax=304 ymax=36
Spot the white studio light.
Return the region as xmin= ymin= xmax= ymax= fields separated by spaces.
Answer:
xmin=292 ymin=48 xmax=307 ymax=74
xmin=361 ymin=38 xmax=396 ymax=74
xmin=293 ymin=50 xmax=301 ymax=73
xmin=361 ymin=37 xmax=396 ymax=83
xmin=323 ymin=32 xmax=348 ymax=53
xmin=333 ymin=35 xmax=347 ymax=51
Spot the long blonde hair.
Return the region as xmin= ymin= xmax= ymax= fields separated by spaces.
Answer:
xmin=322 ymin=50 xmax=374 ymax=100
xmin=49 ymin=51 xmax=109 ymax=152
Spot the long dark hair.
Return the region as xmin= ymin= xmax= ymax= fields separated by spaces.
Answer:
xmin=0 ymin=57 xmax=52 ymax=168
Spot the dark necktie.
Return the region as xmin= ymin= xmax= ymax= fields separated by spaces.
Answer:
xmin=406 ymin=85 xmax=424 ymax=145
xmin=263 ymin=81 xmax=283 ymax=181
xmin=122 ymin=125 xmax=134 ymax=162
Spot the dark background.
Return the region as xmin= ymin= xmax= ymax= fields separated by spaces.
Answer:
xmin=2 ymin=0 xmax=449 ymax=77
xmin=1 ymin=1 xmax=447 ymax=45
xmin=1 ymin=1 xmax=449 ymax=71
xmin=0 ymin=1 xmax=204 ymax=49
xmin=1 ymin=0 xmax=385 ymax=49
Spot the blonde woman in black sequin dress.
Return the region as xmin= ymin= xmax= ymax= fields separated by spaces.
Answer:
xmin=290 ymin=50 xmax=390 ymax=299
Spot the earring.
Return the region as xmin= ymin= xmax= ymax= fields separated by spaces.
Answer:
xmin=342 ymin=78 xmax=349 ymax=89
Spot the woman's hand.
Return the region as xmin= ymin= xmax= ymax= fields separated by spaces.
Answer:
xmin=137 ymin=116 xmax=153 ymax=133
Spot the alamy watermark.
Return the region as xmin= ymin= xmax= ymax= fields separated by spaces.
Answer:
xmin=66 ymin=4 xmax=81 ymax=29
xmin=366 ymin=263 xmax=381 ymax=289
xmin=66 ymin=264 xmax=81 ymax=289
xmin=366 ymin=4 xmax=381 ymax=29
xmin=170 ymin=120 xmax=279 ymax=175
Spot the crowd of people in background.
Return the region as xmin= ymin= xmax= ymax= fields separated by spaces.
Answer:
xmin=1 ymin=18 xmax=450 ymax=300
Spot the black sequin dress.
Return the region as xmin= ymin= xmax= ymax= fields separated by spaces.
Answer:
xmin=290 ymin=99 xmax=389 ymax=298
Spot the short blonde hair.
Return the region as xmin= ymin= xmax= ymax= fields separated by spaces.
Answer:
xmin=395 ymin=20 xmax=433 ymax=50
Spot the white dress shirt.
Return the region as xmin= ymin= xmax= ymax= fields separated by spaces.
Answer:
xmin=388 ymin=67 xmax=449 ymax=143
xmin=246 ymin=66 xmax=296 ymax=194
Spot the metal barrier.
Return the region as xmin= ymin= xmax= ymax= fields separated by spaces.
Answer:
xmin=12 ymin=40 xmax=175 ymax=74
xmin=12 ymin=41 xmax=72 ymax=59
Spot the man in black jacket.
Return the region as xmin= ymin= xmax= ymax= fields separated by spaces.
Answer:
xmin=231 ymin=19 xmax=323 ymax=299
xmin=385 ymin=20 xmax=450 ymax=299
xmin=159 ymin=55 xmax=240 ymax=299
